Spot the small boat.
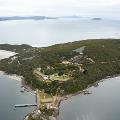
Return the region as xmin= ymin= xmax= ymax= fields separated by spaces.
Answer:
xmin=20 ymin=90 xmax=24 ymax=93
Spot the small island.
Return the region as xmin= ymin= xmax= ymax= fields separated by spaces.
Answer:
xmin=92 ymin=18 xmax=102 ymax=20
xmin=0 ymin=39 xmax=120 ymax=120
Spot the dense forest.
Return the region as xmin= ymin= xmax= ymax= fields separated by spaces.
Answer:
xmin=0 ymin=39 xmax=120 ymax=95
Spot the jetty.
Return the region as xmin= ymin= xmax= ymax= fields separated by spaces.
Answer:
xmin=15 ymin=104 xmax=37 ymax=107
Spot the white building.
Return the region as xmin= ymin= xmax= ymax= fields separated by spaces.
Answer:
xmin=43 ymin=75 xmax=49 ymax=80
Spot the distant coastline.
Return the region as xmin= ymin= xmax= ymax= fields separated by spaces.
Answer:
xmin=0 ymin=16 xmax=58 ymax=21
xmin=92 ymin=18 xmax=102 ymax=20
xmin=0 ymin=15 xmax=102 ymax=21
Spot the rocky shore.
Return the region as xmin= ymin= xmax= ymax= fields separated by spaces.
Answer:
xmin=1 ymin=69 xmax=119 ymax=120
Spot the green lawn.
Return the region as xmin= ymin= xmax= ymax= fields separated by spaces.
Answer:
xmin=50 ymin=73 xmax=70 ymax=81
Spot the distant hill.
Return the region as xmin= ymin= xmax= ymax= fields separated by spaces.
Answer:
xmin=0 ymin=44 xmax=32 ymax=52
xmin=59 ymin=15 xmax=82 ymax=18
xmin=0 ymin=15 xmax=84 ymax=21
xmin=92 ymin=18 xmax=102 ymax=20
xmin=0 ymin=16 xmax=104 ymax=21
xmin=0 ymin=16 xmax=58 ymax=21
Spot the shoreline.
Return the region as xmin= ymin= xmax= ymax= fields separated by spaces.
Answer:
xmin=54 ymin=74 xmax=120 ymax=120
xmin=0 ymin=70 xmax=37 ymax=120
xmin=0 ymin=70 xmax=34 ymax=93
xmin=62 ymin=74 xmax=120 ymax=100
xmin=0 ymin=70 xmax=22 ymax=81
xmin=0 ymin=70 xmax=120 ymax=120
xmin=10 ymin=73 xmax=120 ymax=120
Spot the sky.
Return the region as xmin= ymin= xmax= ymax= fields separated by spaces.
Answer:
xmin=0 ymin=0 xmax=120 ymax=18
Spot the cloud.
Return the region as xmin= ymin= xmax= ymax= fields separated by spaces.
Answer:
xmin=0 ymin=0 xmax=120 ymax=18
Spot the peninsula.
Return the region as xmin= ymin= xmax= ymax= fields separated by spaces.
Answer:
xmin=0 ymin=39 xmax=120 ymax=120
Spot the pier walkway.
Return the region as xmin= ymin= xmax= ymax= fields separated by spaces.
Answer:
xmin=15 ymin=104 xmax=37 ymax=107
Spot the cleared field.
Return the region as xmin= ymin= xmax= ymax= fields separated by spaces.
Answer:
xmin=34 ymin=69 xmax=70 ymax=82
xmin=50 ymin=73 xmax=70 ymax=81
xmin=37 ymin=90 xmax=53 ymax=103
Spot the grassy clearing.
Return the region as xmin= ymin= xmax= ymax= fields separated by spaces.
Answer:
xmin=37 ymin=90 xmax=53 ymax=103
xmin=50 ymin=73 xmax=70 ymax=81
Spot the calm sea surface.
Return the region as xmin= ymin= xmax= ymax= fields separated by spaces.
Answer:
xmin=0 ymin=19 xmax=120 ymax=47
xmin=59 ymin=76 xmax=120 ymax=120
xmin=0 ymin=74 xmax=36 ymax=120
